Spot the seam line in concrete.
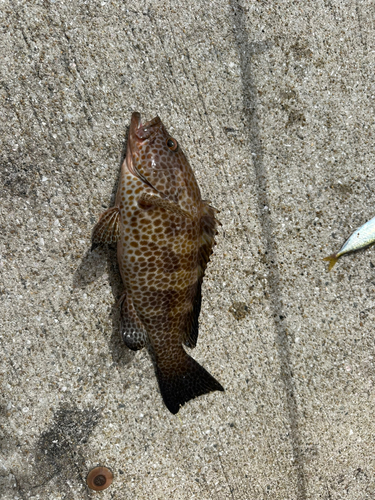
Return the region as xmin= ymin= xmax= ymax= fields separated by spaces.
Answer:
xmin=229 ymin=2 xmax=307 ymax=498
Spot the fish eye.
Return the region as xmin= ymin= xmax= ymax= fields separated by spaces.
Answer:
xmin=166 ymin=137 xmax=178 ymax=151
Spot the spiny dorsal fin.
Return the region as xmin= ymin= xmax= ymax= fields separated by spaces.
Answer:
xmin=91 ymin=206 xmax=120 ymax=249
xmin=183 ymin=202 xmax=219 ymax=349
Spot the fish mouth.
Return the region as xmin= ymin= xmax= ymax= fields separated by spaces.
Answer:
xmin=130 ymin=111 xmax=142 ymax=137
xmin=129 ymin=112 xmax=161 ymax=142
xmin=125 ymin=112 xmax=143 ymax=179
xmin=126 ymin=112 xmax=161 ymax=192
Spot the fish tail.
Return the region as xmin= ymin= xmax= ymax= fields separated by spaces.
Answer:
xmin=323 ymin=253 xmax=339 ymax=271
xmin=155 ymin=349 xmax=224 ymax=414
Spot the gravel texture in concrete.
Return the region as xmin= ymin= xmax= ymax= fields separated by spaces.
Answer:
xmin=1 ymin=1 xmax=375 ymax=499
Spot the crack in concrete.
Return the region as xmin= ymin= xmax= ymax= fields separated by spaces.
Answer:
xmin=229 ymin=2 xmax=307 ymax=499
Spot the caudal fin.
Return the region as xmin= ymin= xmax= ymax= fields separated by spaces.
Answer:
xmin=323 ymin=253 xmax=339 ymax=271
xmin=156 ymin=351 xmax=224 ymax=414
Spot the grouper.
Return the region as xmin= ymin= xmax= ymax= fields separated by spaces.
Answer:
xmin=92 ymin=113 xmax=224 ymax=414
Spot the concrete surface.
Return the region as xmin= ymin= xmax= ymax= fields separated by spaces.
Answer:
xmin=1 ymin=0 xmax=375 ymax=499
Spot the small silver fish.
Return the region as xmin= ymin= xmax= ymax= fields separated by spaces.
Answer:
xmin=324 ymin=215 xmax=375 ymax=270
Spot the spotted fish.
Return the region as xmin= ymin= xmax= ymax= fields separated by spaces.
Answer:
xmin=324 ymin=214 xmax=375 ymax=270
xmin=92 ymin=112 xmax=224 ymax=413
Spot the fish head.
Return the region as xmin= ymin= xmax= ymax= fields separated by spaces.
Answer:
xmin=126 ymin=112 xmax=201 ymax=210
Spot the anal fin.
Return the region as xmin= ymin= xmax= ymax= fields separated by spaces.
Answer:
xmin=91 ymin=206 xmax=120 ymax=249
xmin=119 ymin=293 xmax=148 ymax=351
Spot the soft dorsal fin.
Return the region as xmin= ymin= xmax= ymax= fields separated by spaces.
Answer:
xmin=91 ymin=206 xmax=120 ymax=250
xmin=197 ymin=202 xmax=220 ymax=280
xmin=183 ymin=202 xmax=219 ymax=348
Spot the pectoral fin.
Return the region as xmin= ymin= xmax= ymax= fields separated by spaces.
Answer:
xmin=138 ymin=193 xmax=193 ymax=219
xmin=91 ymin=206 xmax=120 ymax=250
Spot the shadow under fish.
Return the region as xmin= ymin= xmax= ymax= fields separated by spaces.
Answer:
xmin=91 ymin=112 xmax=224 ymax=414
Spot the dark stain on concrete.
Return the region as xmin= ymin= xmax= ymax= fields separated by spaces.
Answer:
xmin=0 ymin=405 xmax=101 ymax=498
xmin=36 ymin=405 xmax=100 ymax=478
xmin=286 ymin=110 xmax=306 ymax=128
xmin=30 ymin=405 xmax=101 ymax=496
xmin=0 ymin=155 xmax=39 ymax=199
xmin=229 ymin=302 xmax=250 ymax=321
xmin=290 ymin=40 xmax=313 ymax=60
